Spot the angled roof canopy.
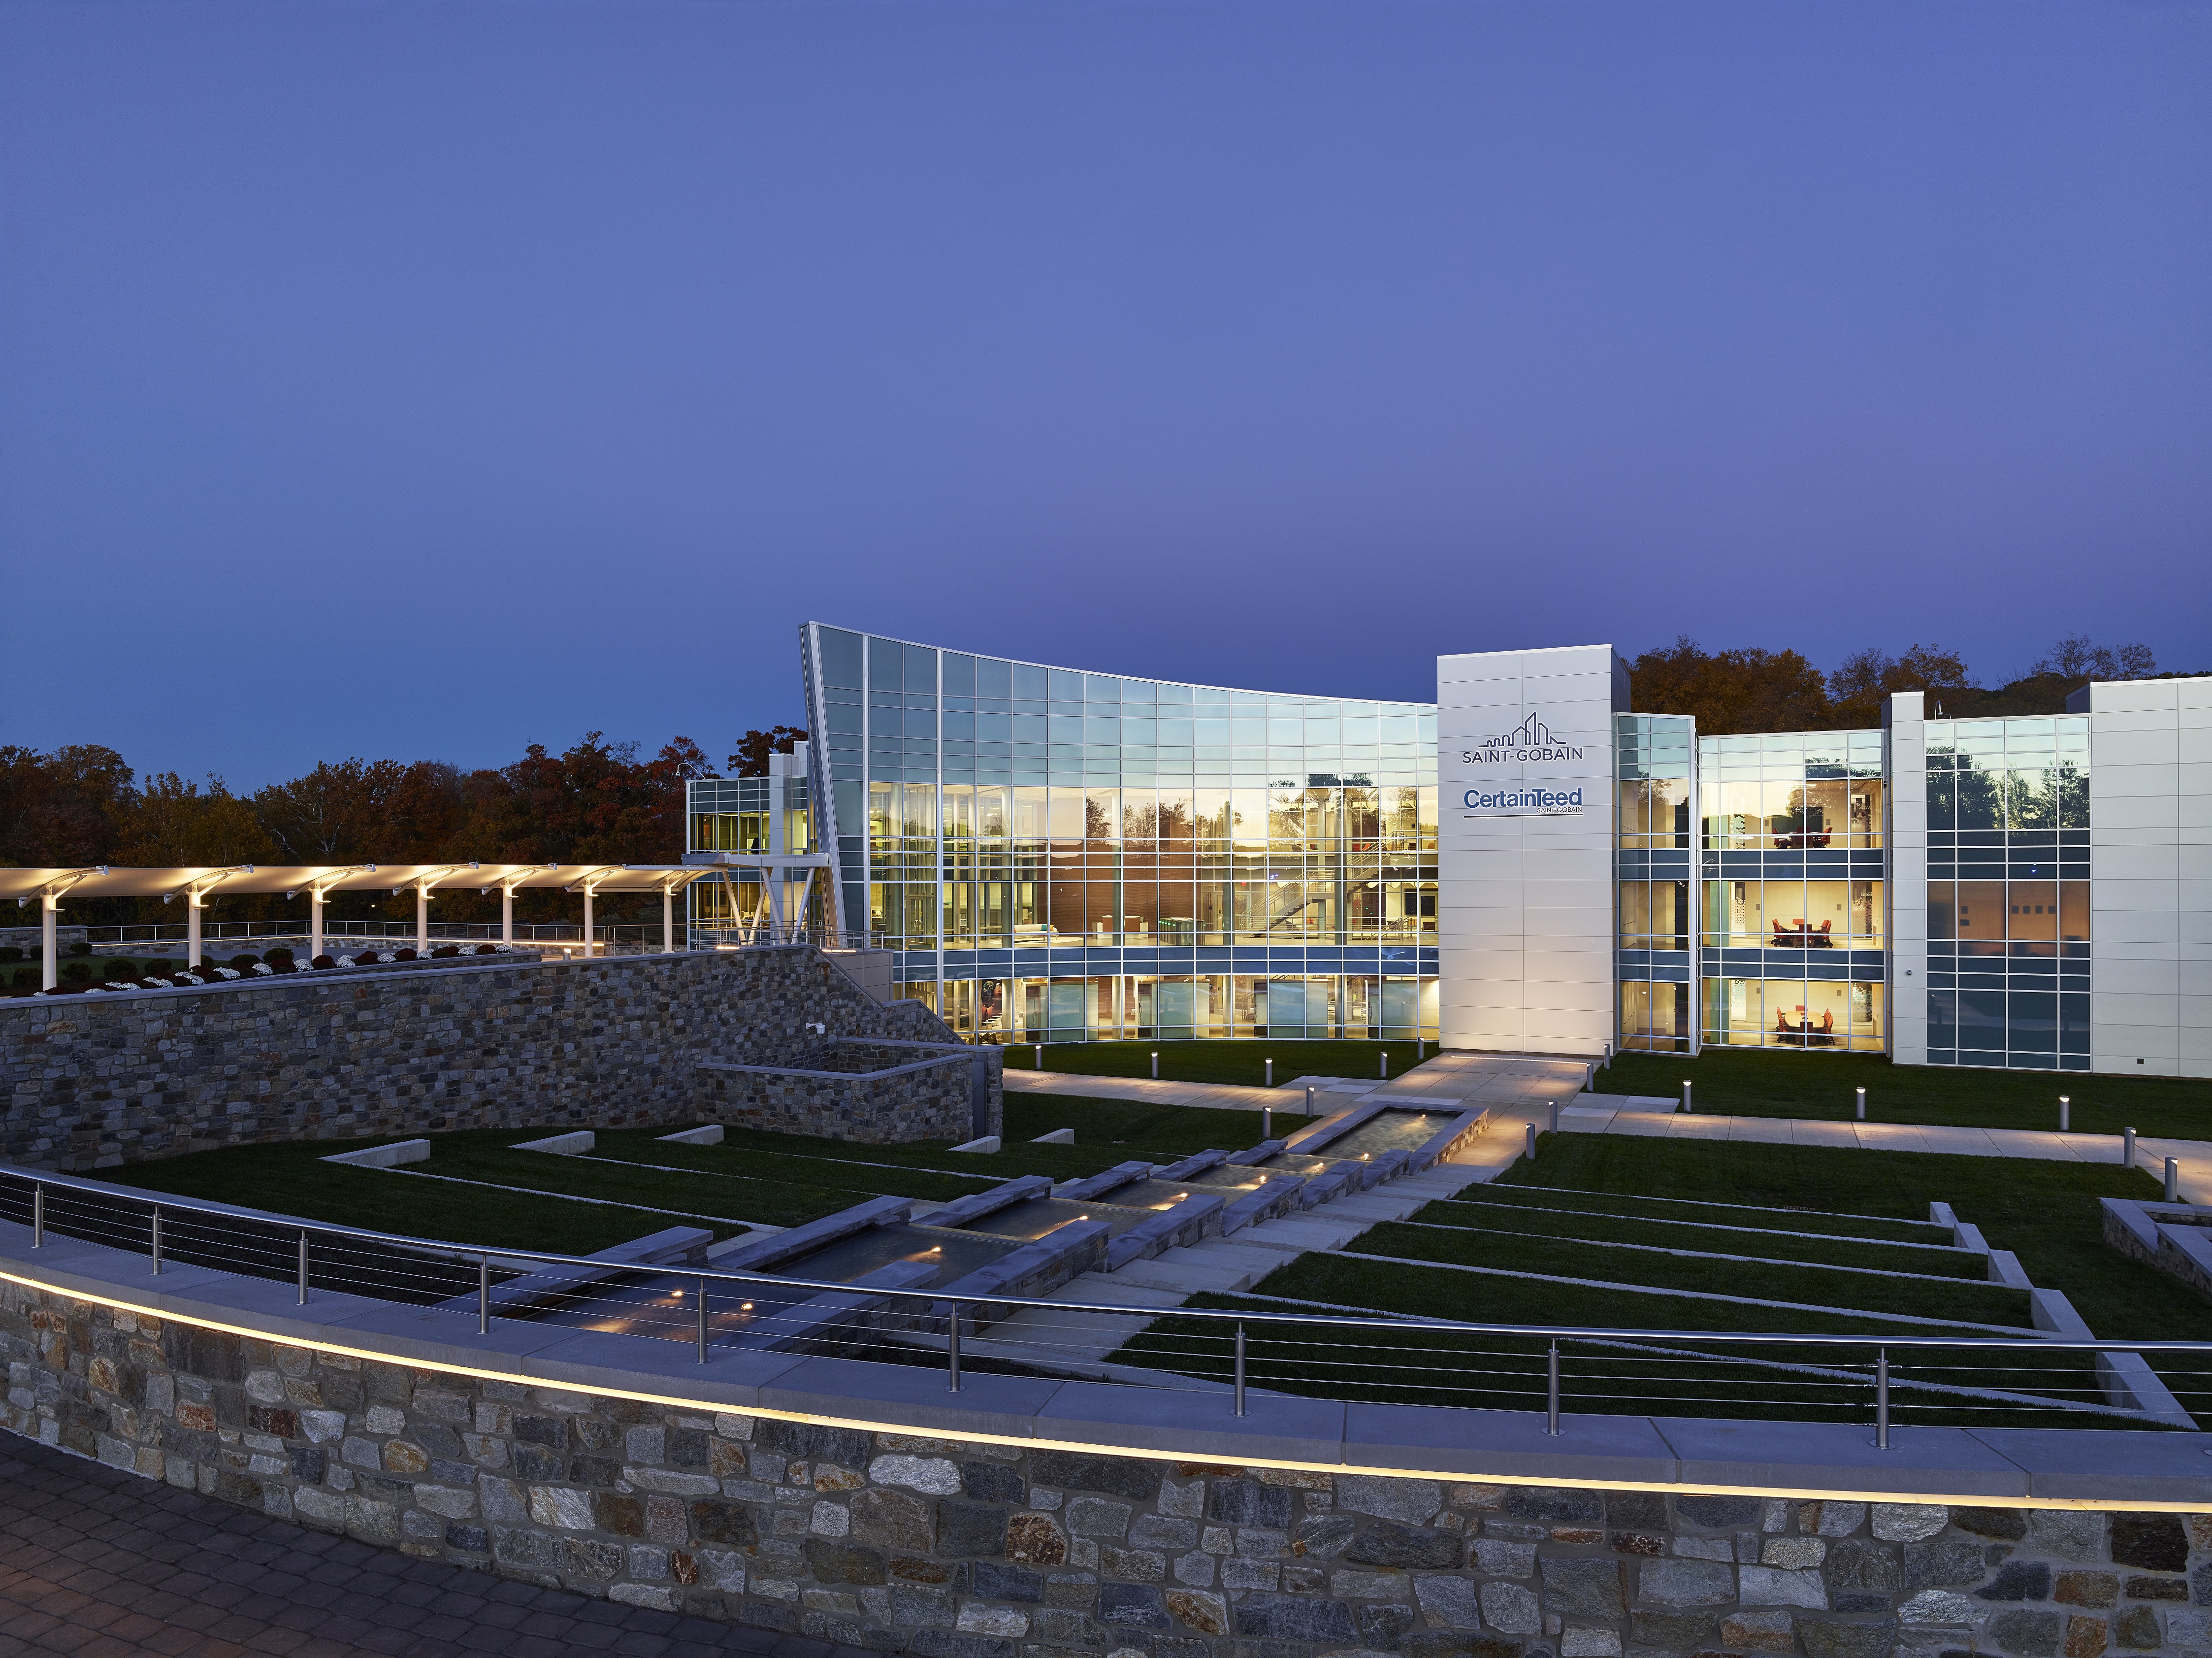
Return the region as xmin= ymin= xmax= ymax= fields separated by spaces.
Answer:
xmin=0 ymin=864 xmax=715 ymax=903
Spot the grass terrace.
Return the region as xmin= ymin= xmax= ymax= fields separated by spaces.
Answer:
xmin=86 ymin=1094 xmax=1312 ymax=1257
xmin=1113 ymin=1134 xmax=2209 ymax=1428
xmin=1605 ymin=1046 xmax=2212 ymax=1138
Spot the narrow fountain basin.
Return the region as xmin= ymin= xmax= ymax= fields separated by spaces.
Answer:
xmin=1308 ymin=1107 xmax=1453 ymax=1159
xmin=963 ymin=1197 xmax=1157 ymax=1241
xmin=768 ymin=1222 xmax=1017 ymax=1287
xmin=525 ymin=1271 xmax=820 ymax=1344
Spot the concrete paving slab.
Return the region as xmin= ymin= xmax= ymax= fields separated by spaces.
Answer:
xmin=1652 ymin=1415 xmax=2031 ymax=1498
xmin=1344 ymin=1400 xmax=1681 ymax=1486
xmin=1037 ymin=1377 xmax=1348 ymax=1465
xmin=1967 ymin=1425 xmax=2212 ymax=1502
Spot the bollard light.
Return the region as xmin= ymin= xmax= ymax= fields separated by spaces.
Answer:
xmin=1151 ymin=1050 xmax=1159 ymax=1079
xmin=1524 ymin=1123 xmax=1536 ymax=1160
xmin=1855 ymin=1087 xmax=1866 ymax=1122
xmin=1380 ymin=1051 xmax=1390 ymax=1079
xmin=1265 ymin=1057 xmax=1273 ymax=1087
xmin=1035 ymin=1042 xmax=1043 ymax=1068
xmin=1682 ymin=1080 xmax=1693 ymax=1115
xmin=2124 ymin=1126 xmax=2136 ymax=1170
xmin=2168 ymin=1158 xmax=2182 ymax=1203
xmin=2060 ymin=1095 xmax=2070 ymax=1133
xmin=1547 ymin=1099 xmax=1558 ymax=1135
xmin=1262 ymin=1105 xmax=1273 ymax=1140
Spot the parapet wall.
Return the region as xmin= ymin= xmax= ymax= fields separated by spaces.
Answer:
xmin=5 ymin=1271 xmax=2210 ymax=1658
xmin=0 ymin=947 xmax=989 ymax=1169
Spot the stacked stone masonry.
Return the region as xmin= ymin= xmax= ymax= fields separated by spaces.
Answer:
xmin=4 ymin=1282 xmax=2208 ymax=1658
xmin=0 ymin=945 xmax=993 ymax=1169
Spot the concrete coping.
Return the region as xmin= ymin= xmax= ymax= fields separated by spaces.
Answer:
xmin=1056 ymin=1161 xmax=1157 ymax=1201
xmin=1281 ymin=1097 xmax=1388 ymax=1155
xmin=697 ymin=1050 xmax=976 ymax=1085
xmin=925 ymin=1176 xmax=1054 ymax=1229
xmin=512 ymin=1130 xmax=595 ymax=1156
xmin=9 ymin=1221 xmax=2207 ymax=1504
xmin=449 ymin=1225 xmax=713 ymax=1315
xmin=712 ymin=1194 xmax=912 ymax=1272
xmin=318 ymin=1139 xmax=430 ymax=1169
xmin=657 ymin=1125 xmax=724 ymax=1146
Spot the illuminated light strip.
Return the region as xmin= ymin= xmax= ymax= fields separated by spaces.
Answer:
xmin=0 ymin=1261 xmax=2196 ymax=1513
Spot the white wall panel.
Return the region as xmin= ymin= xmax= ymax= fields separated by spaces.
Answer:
xmin=1436 ymin=645 xmax=1621 ymax=1056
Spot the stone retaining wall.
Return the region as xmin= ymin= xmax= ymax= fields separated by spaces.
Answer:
xmin=1 ymin=946 xmax=991 ymax=1169
xmin=4 ymin=1277 xmax=2208 ymax=1658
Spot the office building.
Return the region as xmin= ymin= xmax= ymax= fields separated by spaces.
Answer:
xmin=686 ymin=627 xmax=2209 ymax=1079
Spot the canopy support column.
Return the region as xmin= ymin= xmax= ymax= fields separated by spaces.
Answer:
xmin=416 ymin=886 xmax=429 ymax=953
xmin=662 ymin=887 xmax=674 ymax=954
xmin=503 ymin=886 xmax=514 ymax=945
xmin=187 ymin=893 xmax=203 ymax=968
xmin=310 ymin=890 xmax=324 ymax=962
xmin=41 ymin=893 xmax=58 ymax=990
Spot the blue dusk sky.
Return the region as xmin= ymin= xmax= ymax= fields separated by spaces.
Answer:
xmin=3 ymin=0 xmax=2208 ymax=787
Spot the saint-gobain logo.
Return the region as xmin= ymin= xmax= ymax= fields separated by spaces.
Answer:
xmin=1460 ymin=713 xmax=1585 ymax=764
xmin=1463 ymin=785 xmax=1584 ymax=818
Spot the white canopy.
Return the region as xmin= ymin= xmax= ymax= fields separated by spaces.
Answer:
xmin=4 ymin=862 xmax=716 ymax=989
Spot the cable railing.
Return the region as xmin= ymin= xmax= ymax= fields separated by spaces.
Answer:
xmin=0 ymin=1161 xmax=2202 ymax=1439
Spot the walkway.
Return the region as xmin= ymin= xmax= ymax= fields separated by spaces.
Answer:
xmin=1008 ymin=1053 xmax=2212 ymax=1200
xmin=1557 ymin=1094 xmax=2212 ymax=1200
xmin=0 ymin=1434 xmax=873 ymax=1658
xmin=1003 ymin=1051 xmax=1594 ymax=1117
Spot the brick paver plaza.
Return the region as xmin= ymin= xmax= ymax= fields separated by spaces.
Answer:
xmin=0 ymin=1434 xmax=876 ymax=1658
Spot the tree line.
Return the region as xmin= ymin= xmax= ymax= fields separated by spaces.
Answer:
xmin=1628 ymin=631 xmax=2182 ymax=736
xmin=0 ymin=728 xmax=806 ymax=930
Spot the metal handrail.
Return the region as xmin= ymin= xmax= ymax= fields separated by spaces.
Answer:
xmin=2 ymin=1159 xmax=2202 ymax=1355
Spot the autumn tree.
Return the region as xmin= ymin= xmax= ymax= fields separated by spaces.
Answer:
xmin=1626 ymin=637 xmax=1832 ymax=734
xmin=1826 ymin=643 xmax=1973 ymax=727
xmin=729 ymin=726 xmax=807 ymax=777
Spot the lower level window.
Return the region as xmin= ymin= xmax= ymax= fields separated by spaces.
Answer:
xmin=1702 ymin=978 xmax=1884 ymax=1051
xmin=1619 ymin=981 xmax=1691 ymax=1052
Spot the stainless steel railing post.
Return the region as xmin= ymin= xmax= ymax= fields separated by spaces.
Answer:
xmin=1545 ymin=1339 xmax=1562 ymax=1435
xmin=696 ymin=1276 xmax=708 ymax=1363
xmin=32 ymin=1184 xmax=43 ymax=1248
xmin=947 ymin=1303 xmax=963 ymax=1392
xmin=297 ymin=1233 xmax=309 ymax=1304
xmin=152 ymin=1207 xmax=163 ymax=1276
xmin=479 ymin=1254 xmax=490 ymax=1334
xmin=1234 ymin=1323 xmax=1247 ymax=1417
xmin=1875 ymin=1348 xmax=1890 ymax=1448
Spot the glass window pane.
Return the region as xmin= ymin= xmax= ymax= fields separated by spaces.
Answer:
xmin=818 ymin=627 xmax=865 ymax=690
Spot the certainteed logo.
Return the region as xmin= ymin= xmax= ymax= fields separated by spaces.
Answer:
xmin=1462 ymin=784 xmax=1584 ymax=818
xmin=1460 ymin=713 xmax=1584 ymax=765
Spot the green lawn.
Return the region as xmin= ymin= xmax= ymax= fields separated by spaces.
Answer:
xmin=1345 ymin=1219 xmax=2031 ymax=1325
xmin=1116 ymin=1274 xmax=2112 ymax=1426
xmin=1111 ymin=1132 xmax=2210 ymax=1428
xmin=1603 ymin=1047 xmax=2212 ymax=1138
xmin=1397 ymin=1198 xmax=1987 ymax=1278
xmin=85 ymin=1095 xmax=1300 ymax=1255
xmin=1434 ymin=1184 xmax=1948 ymax=1246
xmin=1003 ymin=1038 xmax=1431 ymax=1089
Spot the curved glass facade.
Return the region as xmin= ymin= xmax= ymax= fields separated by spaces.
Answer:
xmin=792 ymin=622 xmax=1439 ymax=1043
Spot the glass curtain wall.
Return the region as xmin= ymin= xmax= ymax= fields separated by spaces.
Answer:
xmin=805 ymin=624 xmax=1440 ymax=1044
xmin=1617 ymin=714 xmax=1694 ymax=1052
xmin=1923 ymin=716 xmax=2091 ymax=1070
xmin=1699 ymin=729 xmax=1887 ymax=1052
